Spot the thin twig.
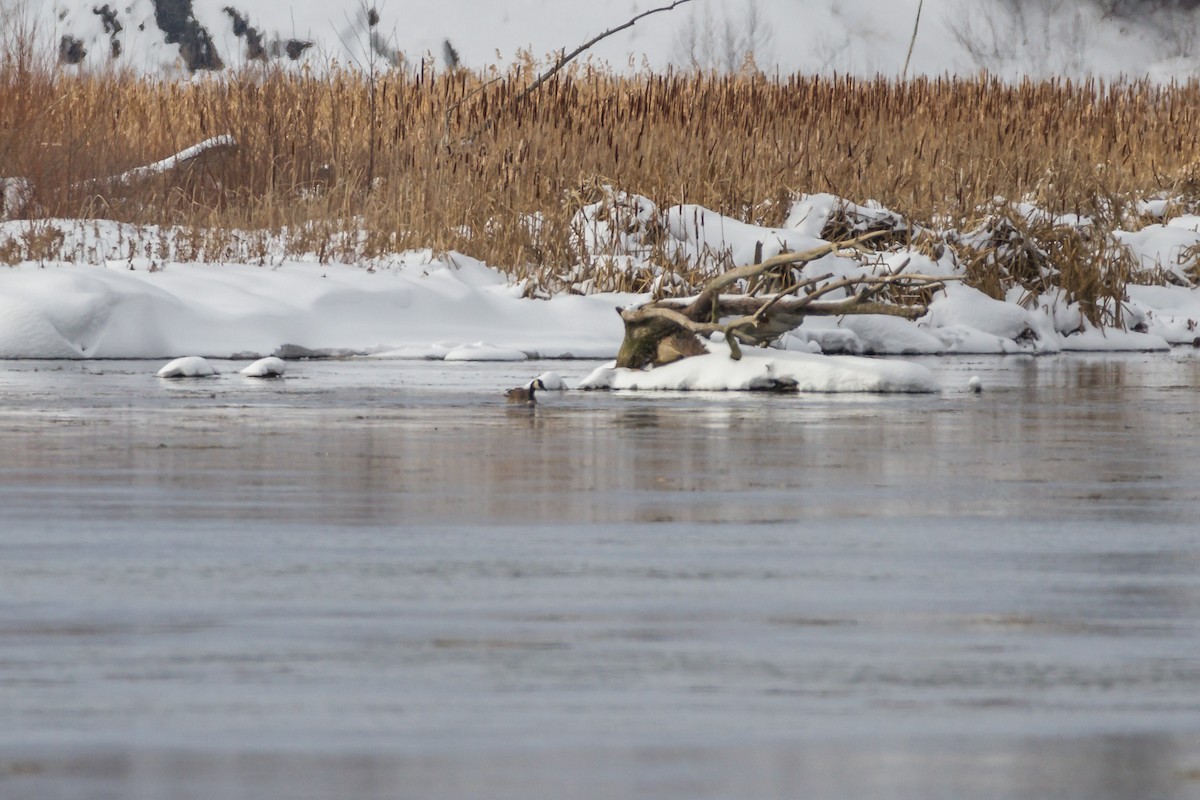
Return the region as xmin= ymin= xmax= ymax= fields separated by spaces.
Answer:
xmin=451 ymin=0 xmax=693 ymax=144
xmin=513 ymin=0 xmax=694 ymax=106
xmin=902 ymin=0 xmax=923 ymax=80
xmin=442 ymin=75 xmax=504 ymax=145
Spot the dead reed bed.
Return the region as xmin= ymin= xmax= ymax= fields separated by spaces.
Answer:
xmin=4 ymin=60 xmax=1200 ymax=305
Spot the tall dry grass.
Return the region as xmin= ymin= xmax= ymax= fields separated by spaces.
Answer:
xmin=3 ymin=57 xmax=1200 ymax=306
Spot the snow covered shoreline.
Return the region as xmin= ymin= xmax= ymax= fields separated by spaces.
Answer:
xmin=0 ymin=250 xmax=1186 ymax=364
xmin=0 ymin=244 xmax=629 ymax=362
xmin=3 ymin=193 xmax=1200 ymax=393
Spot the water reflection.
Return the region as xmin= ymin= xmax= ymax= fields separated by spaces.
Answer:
xmin=6 ymin=734 xmax=1200 ymax=800
xmin=4 ymin=355 xmax=1200 ymax=526
xmin=4 ymin=355 xmax=1200 ymax=799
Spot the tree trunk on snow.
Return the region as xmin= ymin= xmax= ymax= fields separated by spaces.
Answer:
xmin=615 ymin=315 xmax=708 ymax=368
xmin=614 ymin=231 xmax=958 ymax=370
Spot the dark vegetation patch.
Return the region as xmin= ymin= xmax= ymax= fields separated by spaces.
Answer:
xmin=280 ymin=39 xmax=313 ymax=60
xmin=92 ymin=5 xmax=124 ymax=60
xmin=223 ymin=6 xmax=312 ymax=62
xmin=223 ymin=7 xmax=266 ymax=62
xmin=153 ymin=0 xmax=223 ymax=71
xmin=58 ymin=36 xmax=86 ymax=64
xmin=92 ymin=5 xmax=122 ymax=35
xmin=442 ymin=39 xmax=460 ymax=69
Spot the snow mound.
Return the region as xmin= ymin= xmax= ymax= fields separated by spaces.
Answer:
xmin=801 ymin=315 xmax=946 ymax=355
xmin=157 ymin=356 xmax=217 ymax=378
xmin=1115 ymin=223 xmax=1200 ymax=285
xmin=579 ymin=346 xmax=938 ymax=393
xmin=0 ymin=294 xmax=86 ymax=358
xmin=443 ymin=343 xmax=528 ymax=361
xmin=535 ymin=371 xmax=568 ymax=390
xmin=926 ymin=284 xmax=1041 ymax=340
xmin=1126 ymin=285 xmax=1200 ymax=345
xmin=1059 ymin=327 xmax=1171 ymax=352
xmin=0 ymin=234 xmax=631 ymax=360
xmin=239 ymin=356 xmax=286 ymax=377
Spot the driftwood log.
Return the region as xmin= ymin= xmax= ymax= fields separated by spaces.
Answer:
xmin=1 ymin=136 xmax=238 ymax=220
xmin=615 ymin=230 xmax=960 ymax=369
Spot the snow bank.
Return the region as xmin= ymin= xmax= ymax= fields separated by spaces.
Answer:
xmin=1057 ymin=324 xmax=1171 ymax=352
xmin=157 ymin=356 xmax=217 ymax=378
xmin=579 ymin=345 xmax=938 ymax=393
xmin=800 ymin=315 xmax=947 ymax=356
xmin=1127 ymin=285 xmax=1200 ymax=345
xmin=1114 ymin=224 xmax=1200 ymax=285
xmin=239 ymin=357 xmax=286 ymax=377
xmin=443 ymin=343 xmax=528 ymax=362
xmin=0 ymin=228 xmax=630 ymax=360
xmin=1 ymin=195 xmax=1198 ymax=365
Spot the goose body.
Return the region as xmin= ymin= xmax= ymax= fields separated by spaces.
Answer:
xmin=505 ymin=378 xmax=546 ymax=405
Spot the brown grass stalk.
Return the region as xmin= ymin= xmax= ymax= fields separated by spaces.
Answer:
xmin=3 ymin=60 xmax=1200 ymax=314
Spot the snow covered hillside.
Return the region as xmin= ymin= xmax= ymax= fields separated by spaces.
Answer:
xmin=18 ymin=0 xmax=1200 ymax=80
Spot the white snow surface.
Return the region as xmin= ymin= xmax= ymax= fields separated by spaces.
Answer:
xmin=443 ymin=343 xmax=529 ymax=362
xmin=24 ymin=0 xmax=1200 ymax=80
xmin=156 ymin=355 xmax=217 ymax=377
xmin=239 ymin=356 xmax=286 ymax=376
xmin=3 ymin=192 xmax=1200 ymax=392
xmin=0 ymin=225 xmax=628 ymax=360
xmin=579 ymin=344 xmax=939 ymax=393
xmin=535 ymin=371 xmax=568 ymax=391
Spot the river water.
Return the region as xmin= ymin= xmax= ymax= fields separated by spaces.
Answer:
xmin=2 ymin=353 xmax=1200 ymax=799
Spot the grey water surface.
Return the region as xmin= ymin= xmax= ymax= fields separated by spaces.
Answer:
xmin=2 ymin=353 xmax=1200 ymax=799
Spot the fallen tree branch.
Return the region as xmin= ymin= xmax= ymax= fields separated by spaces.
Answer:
xmin=99 ymin=135 xmax=237 ymax=188
xmin=622 ymin=273 xmax=958 ymax=347
xmin=3 ymin=136 xmax=238 ymax=220
xmin=615 ymin=231 xmax=962 ymax=368
xmin=683 ymin=229 xmax=891 ymax=320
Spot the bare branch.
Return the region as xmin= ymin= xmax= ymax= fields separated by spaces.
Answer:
xmin=621 ymin=304 xmax=726 ymax=335
xmin=684 ymin=229 xmax=891 ymax=319
xmin=514 ymin=0 xmax=694 ymax=106
xmin=715 ymin=296 xmax=932 ymax=320
xmin=902 ymin=0 xmax=924 ymax=80
xmin=450 ymin=0 xmax=693 ymax=145
xmin=615 ymin=229 xmax=961 ymax=367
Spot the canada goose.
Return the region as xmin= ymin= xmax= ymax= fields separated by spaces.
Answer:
xmin=505 ymin=378 xmax=546 ymax=405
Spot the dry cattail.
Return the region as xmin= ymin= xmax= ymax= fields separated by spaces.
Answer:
xmin=1 ymin=62 xmax=1198 ymax=304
